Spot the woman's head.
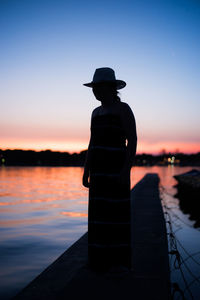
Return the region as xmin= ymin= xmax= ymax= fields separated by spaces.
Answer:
xmin=92 ymin=82 xmax=121 ymax=102
xmin=84 ymin=67 xmax=125 ymax=103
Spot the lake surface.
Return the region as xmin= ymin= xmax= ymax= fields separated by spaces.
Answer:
xmin=0 ymin=166 xmax=200 ymax=299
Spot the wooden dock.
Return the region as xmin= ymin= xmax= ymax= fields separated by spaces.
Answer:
xmin=13 ymin=173 xmax=170 ymax=300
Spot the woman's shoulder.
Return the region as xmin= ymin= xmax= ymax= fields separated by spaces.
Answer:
xmin=91 ymin=102 xmax=133 ymax=119
xmin=117 ymin=102 xmax=133 ymax=115
xmin=91 ymin=106 xmax=101 ymax=119
xmin=119 ymin=101 xmax=131 ymax=109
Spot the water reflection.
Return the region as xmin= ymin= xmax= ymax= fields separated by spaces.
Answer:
xmin=0 ymin=167 xmax=88 ymax=227
xmin=60 ymin=212 xmax=88 ymax=217
xmin=0 ymin=166 xmax=88 ymax=299
xmin=0 ymin=166 xmax=200 ymax=299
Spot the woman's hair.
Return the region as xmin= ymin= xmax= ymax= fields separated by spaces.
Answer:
xmin=108 ymin=82 xmax=121 ymax=102
xmin=114 ymin=90 xmax=121 ymax=102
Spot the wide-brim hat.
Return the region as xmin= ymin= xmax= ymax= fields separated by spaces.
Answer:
xmin=83 ymin=67 xmax=126 ymax=90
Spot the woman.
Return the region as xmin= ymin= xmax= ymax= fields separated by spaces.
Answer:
xmin=82 ymin=67 xmax=137 ymax=271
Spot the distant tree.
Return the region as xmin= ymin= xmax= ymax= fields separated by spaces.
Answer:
xmin=160 ymin=148 xmax=166 ymax=155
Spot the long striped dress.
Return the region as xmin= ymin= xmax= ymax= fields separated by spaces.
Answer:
xmin=88 ymin=113 xmax=131 ymax=271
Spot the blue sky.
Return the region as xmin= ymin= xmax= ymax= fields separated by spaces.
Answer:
xmin=0 ymin=0 xmax=200 ymax=153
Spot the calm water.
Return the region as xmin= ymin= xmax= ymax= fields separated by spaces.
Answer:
xmin=0 ymin=166 xmax=200 ymax=299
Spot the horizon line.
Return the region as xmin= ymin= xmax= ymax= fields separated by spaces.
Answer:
xmin=1 ymin=148 xmax=199 ymax=156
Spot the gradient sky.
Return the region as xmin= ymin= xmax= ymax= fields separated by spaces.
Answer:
xmin=1 ymin=0 xmax=200 ymax=154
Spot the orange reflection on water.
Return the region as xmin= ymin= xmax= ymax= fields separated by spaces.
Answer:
xmin=1 ymin=166 xmax=199 ymax=231
xmin=61 ymin=211 xmax=88 ymax=218
xmin=0 ymin=216 xmax=54 ymax=227
xmin=131 ymin=165 xmax=200 ymax=189
xmin=77 ymin=200 xmax=88 ymax=204
xmin=0 ymin=196 xmax=74 ymax=206
xmin=0 ymin=203 xmax=61 ymax=214
xmin=0 ymin=166 xmax=87 ymax=204
xmin=0 ymin=166 xmax=88 ymax=229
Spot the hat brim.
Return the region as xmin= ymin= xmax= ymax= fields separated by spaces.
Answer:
xmin=83 ymin=80 xmax=126 ymax=90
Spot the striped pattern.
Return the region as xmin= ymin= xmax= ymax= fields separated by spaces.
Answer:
xmin=88 ymin=114 xmax=131 ymax=270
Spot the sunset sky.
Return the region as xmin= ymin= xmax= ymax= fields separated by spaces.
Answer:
xmin=1 ymin=0 xmax=200 ymax=154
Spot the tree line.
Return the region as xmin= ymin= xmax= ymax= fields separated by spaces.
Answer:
xmin=1 ymin=149 xmax=200 ymax=166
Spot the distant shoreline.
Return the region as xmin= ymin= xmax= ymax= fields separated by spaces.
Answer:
xmin=0 ymin=149 xmax=200 ymax=167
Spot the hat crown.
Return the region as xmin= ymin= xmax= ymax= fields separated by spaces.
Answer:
xmin=93 ymin=67 xmax=116 ymax=83
xmin=83 ymin=67 xmax=126 ymax=90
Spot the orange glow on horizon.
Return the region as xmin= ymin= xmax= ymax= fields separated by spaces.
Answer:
xmin=1 ymin=138 xmax=199 ymax=154
xmin=0 ymin=138 xmax=88 ymax=153
xmin=137 ymin=141 xmax=200 ymax=154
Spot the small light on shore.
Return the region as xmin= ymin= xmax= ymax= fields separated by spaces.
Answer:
xmin=171 ymin=156 xmax=175 ymax=164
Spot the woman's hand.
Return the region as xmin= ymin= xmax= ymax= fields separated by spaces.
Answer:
xmin=82 ymin=170 xmax=90 ymax=188
xmin=119 ymin=166 xmax=130 ymax=186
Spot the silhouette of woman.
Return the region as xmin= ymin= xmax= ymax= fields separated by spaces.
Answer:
xmin=83 ymin=67 xmax=137 ymax=271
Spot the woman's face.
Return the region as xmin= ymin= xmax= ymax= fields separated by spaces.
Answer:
xmin=92 ymin=83 xmax=115 ymax=101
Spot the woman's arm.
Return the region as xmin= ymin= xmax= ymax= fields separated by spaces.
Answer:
xmin=82 ymin=109 xmax=98 ymax=188
xmin=82 ymin=136 xmax=92 ymax=188
xmin=120 ymin=103 xmax=137 ymax=184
